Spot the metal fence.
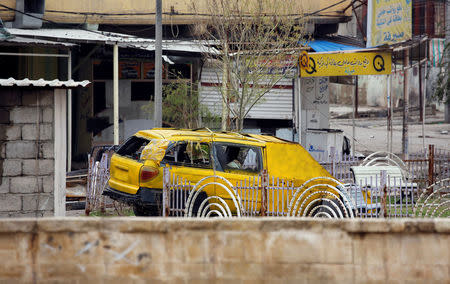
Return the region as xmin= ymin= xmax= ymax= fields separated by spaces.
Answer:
xmin=86 ymin=144 xmax=449 ymax=218
xmin=162 ymin=167 xmax=449 ymax=218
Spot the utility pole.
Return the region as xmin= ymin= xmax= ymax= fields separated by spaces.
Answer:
xmin=154 ymin=0 xmax=163 ymax=127
xmin=402 ymin=49 xmax=409 ymax=159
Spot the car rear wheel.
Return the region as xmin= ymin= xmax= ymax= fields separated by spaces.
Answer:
xmin=133 ymin=204 xmax=161 ymax=216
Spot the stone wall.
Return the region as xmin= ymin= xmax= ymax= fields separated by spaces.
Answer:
xmin=0 ymin=218 xmax=448 ymax=283
xmin=0 ymin=88 xmax=54 ymax=217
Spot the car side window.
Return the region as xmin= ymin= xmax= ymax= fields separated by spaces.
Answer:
xmin=116 ymin=136 xmax=150 ymax=160
xmin=213 ymin=143 xmax=262 ymax=173
xmin=161 ymin=141 xmax=211 ymax=169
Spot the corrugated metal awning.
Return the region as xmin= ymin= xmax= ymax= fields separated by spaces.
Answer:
xmin=6 ymin=28 xmax=219 ymax=54
xmin=0 ymin=36 xmax=77 ymax=48
xmin=306 ymin=40 xmax=364 ymax=52
xmin=0 ymin=78 xmax=90 ymax=88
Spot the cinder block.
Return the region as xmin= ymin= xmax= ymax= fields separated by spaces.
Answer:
xmin=9 ymin=107 xmax=39 ymax=124
xmin=21 ymin=93 xmax=37 ymax=106
xmin=22 ymin=124 xmax=53 ymax=141
xmin=0 ymin=89 xmax=21 ymax=106
xmin=40 ymin=175 xmax=54 ymax=193
xmin=22 ymin=90 xmax=53 ymax=107
xmin=10 ymin=176 xmax=39 ymax=193
xmin=39 ymin=142 xmax=54 ymax=159
xmin=9 ymin=211 xmax=40 ymax=218
xmin=22 ymin=194 xmax=53 ymax=212
xmin=0 ymin=178 xmax=10 ymax=193
xmin=5 ymin=141 xmax=37 ymax=159
xmin=22 ymin=194 xmax=38 ymax=211
xmin=38 ymin=194 xmax=53 ymax=211
xmin=42 ymin=107 xmax=53 ymax=123
xmin=39 ymin=124 xmax=53 ymax=140
xmin=2 ymin=159 xmax=22 ymax=176
xmin=23 ymin=159 xmax=54 ymax=176
xmin=39 ymin=91 xmax=54 ymax=106
xmin=21 ymin=124 xmax=38 ymax=140
xmin=0 ymin=109 xmax=10 ymax=124
xmin=5 ymin=126 xmax=21 ymax=140
xmin=0 ymin=194 xmax=21 ymax=211
xmin=0 ymin=144 xmax=5 ymax=158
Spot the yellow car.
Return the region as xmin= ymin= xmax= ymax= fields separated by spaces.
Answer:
xmin=104 ymin=128 xmax=342 ymax=216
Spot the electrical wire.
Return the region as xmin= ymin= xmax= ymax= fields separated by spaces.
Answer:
xmin=1 ymin=0 xmax=352 ymax=19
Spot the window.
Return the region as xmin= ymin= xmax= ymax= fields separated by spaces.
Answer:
xmin=93 ymin=82 xmax=106 ymax=114
xmin=213 ymin=144 xmax=262 ymax=173
xmin=168 ymin=64 xmax=191 ymax=79
xmin=161 ymin=141 xmax=211 ymax=169
xmin=116 ymin=136 xmax=150 ymax=160
xmin=93 ymin=60 xmax=113 ymax=80
xmin=131 ymin=82 xmax=155 ymax=101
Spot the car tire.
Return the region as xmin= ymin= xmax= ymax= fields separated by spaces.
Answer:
xmin=133 ymin=204 xmax=161 ymax=216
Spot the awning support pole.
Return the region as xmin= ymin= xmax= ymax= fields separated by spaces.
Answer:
xmin=113 ymin=44 xmax=119 ymax=145
xmin=297 ymin=76 xmax=302 ymax=145
xmin=386 ymin=74 xmax=391 ymax=153
xmin=154 ymin=0 xmax=163 ymax=127
xmin=67 ymin=51 xmax=72 ymax=171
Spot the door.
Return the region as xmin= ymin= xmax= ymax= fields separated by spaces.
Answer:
xmin=211 ymin=142 xmax=264 ymax=214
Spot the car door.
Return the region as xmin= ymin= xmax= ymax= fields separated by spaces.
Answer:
xmin=160 ymin=140 xmax=216 ymax=210
xmin=211 ymin=142 xmax=264 ymax=214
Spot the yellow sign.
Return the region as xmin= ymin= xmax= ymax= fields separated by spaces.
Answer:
xmin=367 ymin=0 xmax=412 ymax=47
xmin=299 ymin=52 xmax=392 ymax=77
xmin=299 ymin=51 xmax=309 ymax=69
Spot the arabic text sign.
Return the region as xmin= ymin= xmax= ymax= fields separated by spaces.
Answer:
xmin=299 ymin=52 xmax=392 ymax=77
xmin=367 ymin=0 xmax=412 ymax=47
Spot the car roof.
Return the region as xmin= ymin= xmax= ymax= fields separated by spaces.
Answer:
xmin=134 ymin=128 xmax=293 ymax=145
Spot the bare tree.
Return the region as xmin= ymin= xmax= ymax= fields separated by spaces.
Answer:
xmin=192 ymin=0 xmax=309 ymax=131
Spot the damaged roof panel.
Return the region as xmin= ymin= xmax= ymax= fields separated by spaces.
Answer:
xmin=0 ymin=78 xmax=90 ymax=88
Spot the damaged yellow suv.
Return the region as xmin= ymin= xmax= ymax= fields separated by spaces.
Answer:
xmin=104 ymin=128 xmax=334 ymax=216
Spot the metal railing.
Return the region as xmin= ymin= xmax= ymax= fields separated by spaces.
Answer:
xmin=162 ymin=167 xmax=450 ymax=218
xmin=87 ymin=144 xmax=449 ymax=218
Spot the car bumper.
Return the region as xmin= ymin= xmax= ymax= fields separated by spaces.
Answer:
xmin=103 ymin=186 xmax=162 ymax=206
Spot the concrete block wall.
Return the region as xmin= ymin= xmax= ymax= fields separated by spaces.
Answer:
xmin=0 ymin=88 xmax=54 ymax=217
xmin=0 ymin=218 xmax=448 ymax=283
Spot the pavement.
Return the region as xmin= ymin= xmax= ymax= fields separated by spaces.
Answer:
xmin=330 ymin=105 xmax=450 ymax=155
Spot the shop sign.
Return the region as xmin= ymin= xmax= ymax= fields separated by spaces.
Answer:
xmin=367 ymin=0 xmax=412 ymax=47
xmin=299 ymin=51 xmax=392 ymax=77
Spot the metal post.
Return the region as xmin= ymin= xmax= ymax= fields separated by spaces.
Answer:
xmin=428 ymin=144 xmax=435 ymax=187
xmin=352 ymin=76 xmax=356 ymax=156
xmin=422 ymin=41 xmax=428 ymax=150
xmin=297 ymin=76 xmax=302 ymax=145
xmin=67 ymin=51 xmax=72 ymax=171
xmin=221 ymin=43 xmax=229 ymax=131
xmin=354 ymin=76 xmax=359 ymax=118
xmin=261 ymin=169 xmax=268 ymax=216
xmin=330 ymin=146 xmax=336 ymax=177
xmin=379 ymin=170 xmax=387 ymax=218
xmin=387 ymin=74 xmax=391 ymax=152
xmin=113 ymin=44 xmax=119 ymax=145
xmin=154 ymin=0 xmax=163 ymax=127
xmin=402 ymin=49 xmax=409 ymax=159
xmin=162 ymin=167 xmax=170 ymax=217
